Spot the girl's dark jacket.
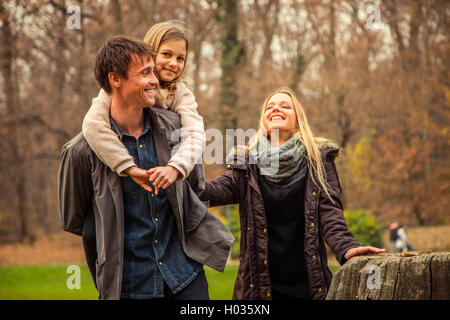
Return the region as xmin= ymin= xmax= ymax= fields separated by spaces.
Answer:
xmin=200 ymin=141 xmax=359 ymax=300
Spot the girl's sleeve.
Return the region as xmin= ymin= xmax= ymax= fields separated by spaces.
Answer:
xmin=81 ymin=89 xmax=135 ymax=176
xmin=167 ymin=83 xmax=206 ymax=180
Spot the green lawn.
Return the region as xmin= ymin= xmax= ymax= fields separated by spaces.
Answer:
xmin=0 ymin=265 xmax=98 ymax=300
xmin=0 ymin=264 xmax=239 ymax=300
xmin=0 ymin=264 xmax=339 ymax=300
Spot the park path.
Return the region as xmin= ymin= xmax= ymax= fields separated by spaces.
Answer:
xmin=1 ymin=225 xmax=449 ymax=266
xmin=0 ymin=232 xmax=86 ymax=266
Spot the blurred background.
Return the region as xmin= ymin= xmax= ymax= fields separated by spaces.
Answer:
xmin=0 ymin=0 xmax=449 ymax=299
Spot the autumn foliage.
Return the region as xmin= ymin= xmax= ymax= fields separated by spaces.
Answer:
xmin=0 ymin=0 xmax=448 ymax=242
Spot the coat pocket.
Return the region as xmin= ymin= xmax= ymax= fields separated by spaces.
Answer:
xmin=182 ymin=182 xmax=208 ymax=232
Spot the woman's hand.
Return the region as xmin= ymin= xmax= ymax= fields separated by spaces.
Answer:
xmin=147 ymin=166 xmax=181 ymax=195
xmin=344 ymin=246 xmax=386 ymax=261
xmin=124 ymin=166 xmax=153 ymax=192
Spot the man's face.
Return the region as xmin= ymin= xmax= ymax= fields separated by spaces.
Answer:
xmin=118 ymin=55 xmax=159 ymax=108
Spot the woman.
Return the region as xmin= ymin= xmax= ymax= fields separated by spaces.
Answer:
xmin=200 ymin=88 xmax=384 ymax=300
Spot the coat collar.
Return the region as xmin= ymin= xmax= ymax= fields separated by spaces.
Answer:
xmin=106 ymin=106 xmax=172 ymax=169
xmin=225 ymin=137 xmax=341 ymax=169
xmin=109 ymin=109 xmax=152 ymax=140
xmin=109 ymin=107 xmax=161 ymax=138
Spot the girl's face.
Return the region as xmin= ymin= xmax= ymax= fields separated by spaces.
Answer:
xmin=263 ymin=93 xmax=298 ymax=137
xmin=155 ymin=38 xmax=187 ymax=82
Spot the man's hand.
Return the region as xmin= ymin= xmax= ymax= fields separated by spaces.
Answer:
xmin=344 ymin=246 xmax=385 ymax=261
xmin=147 ymin=166 xmax=181 ymax=195
xmin=123 ymin=166 xmax=153 ymax=192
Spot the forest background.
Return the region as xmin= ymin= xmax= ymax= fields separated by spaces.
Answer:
xmin=0 ymin=0 xmax=449 ymax=245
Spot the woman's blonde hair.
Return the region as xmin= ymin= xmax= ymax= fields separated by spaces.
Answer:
xmin=143 ymin=20 xmax=190 ymax=96
xmin=248 ymin=87 xmax=336 ymax=201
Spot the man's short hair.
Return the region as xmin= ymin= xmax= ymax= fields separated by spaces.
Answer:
xmin=94 ymin=36 xmax=154 ymax=94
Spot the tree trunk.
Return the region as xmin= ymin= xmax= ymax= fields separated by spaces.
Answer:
xmin=216 ymin=0 xmax=240 ymax=164
xmin=326 ymin=252 xmax=450 ymax=300
xmin=111 ymin=0 xmax=123 ymax=33
xmin=217 ymin=0 xmax=239 ymax=132
xmin=0 ymin=2 xmax=29 ymax=241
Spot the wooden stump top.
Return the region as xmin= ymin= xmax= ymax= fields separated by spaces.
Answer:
xmin=326 ymin=252 xmax=450 ymax=300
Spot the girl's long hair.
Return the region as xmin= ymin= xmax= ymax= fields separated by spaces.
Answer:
xmin=143 ymin=20 xmax=190 ymax=97
xmin=247 ymin=87 xmax=336 ymax=201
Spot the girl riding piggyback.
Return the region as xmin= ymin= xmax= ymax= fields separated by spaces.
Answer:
xmin=82 ymin=21 xmax=205 ymax=193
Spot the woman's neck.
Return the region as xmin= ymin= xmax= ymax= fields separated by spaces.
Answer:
xmin=269 ymin=131 xmax=293 ymax=147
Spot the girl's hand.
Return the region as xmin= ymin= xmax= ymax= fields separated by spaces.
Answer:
xmin=344 ymin=246 xmax=386 ymax=261
xmin=124 ymin=166 xmax=153 ymax=192
xmin=147 ymin=166 xmax=181 ymax=195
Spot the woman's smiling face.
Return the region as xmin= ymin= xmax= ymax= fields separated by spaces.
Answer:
xmin=263 ymin=93 xmax=298 ymax=137
xmin=155 ymin=38 xmax=187 ymax=82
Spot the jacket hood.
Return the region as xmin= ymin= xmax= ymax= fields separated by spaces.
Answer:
xmin=315 ymin=137 xmax=340 ymax=151
xmin=315 ymin=137 xmax=340 ymax=160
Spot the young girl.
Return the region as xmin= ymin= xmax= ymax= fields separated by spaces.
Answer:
xmin=82 ymin=20 xmax=205 ymax=193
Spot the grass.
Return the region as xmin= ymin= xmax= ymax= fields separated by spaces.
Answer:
xmin=205 ymin=264 xmax=239 ymax=300
xmin=0 ymin=263 xmax=339 ymax=300
xmin=0 ymin=264 xmax=239 ymax=300
xmin=0 ymin=265 xmax=97 ymax=300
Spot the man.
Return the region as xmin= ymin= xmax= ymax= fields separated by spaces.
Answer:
xmin=58 ymin=36 xmax=233 ymax=300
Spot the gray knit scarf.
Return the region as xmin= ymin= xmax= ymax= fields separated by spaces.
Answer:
xmin=253 ymin=135 xmax=308 ymax=186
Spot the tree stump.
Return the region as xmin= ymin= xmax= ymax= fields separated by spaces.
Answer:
xmin=326 ymin=252 xmax=450 ymax=300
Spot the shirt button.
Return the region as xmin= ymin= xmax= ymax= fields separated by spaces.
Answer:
xmin=139 ymin=144 xmax=143 ymax=148
xmin=155 ymin=218 xmax=159 ymax=222
xmin=154 ymin=240 xmax=158 ymax=244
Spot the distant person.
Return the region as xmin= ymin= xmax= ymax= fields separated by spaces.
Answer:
xmin=390 ymin=221 xmax=415 ymax=253
xmin=200 ymin=87 xmax=385 ymax=300
xmin=58 ymin=36 xmax=233 ymax=300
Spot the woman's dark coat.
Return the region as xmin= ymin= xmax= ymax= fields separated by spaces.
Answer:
xmin=200 ymin=143 xmax=359 ymax=300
